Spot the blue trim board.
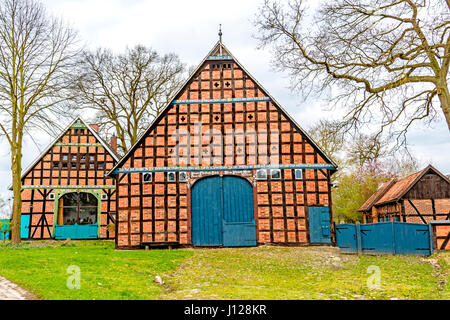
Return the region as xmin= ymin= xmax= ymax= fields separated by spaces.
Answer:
xmin=171 ymin=97 xmax=272 ymax=105
xmin=113 ymin=163 xmax=336 ymax=174
xmin=207 ymin=55 xmax=233 ymax=60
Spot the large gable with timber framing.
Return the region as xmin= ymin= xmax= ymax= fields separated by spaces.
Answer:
xmin=109 ymin=41 xmax=337 ymax=249
xmin=19 ymin=118 xmax=119 ymax=240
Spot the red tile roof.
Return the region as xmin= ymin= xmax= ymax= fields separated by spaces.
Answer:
xmin=358 ymin=179 xmax=395 ymax=212
xmin=359 ymin=165 xmax=450 ymax=211
xmin=375 ymin=168 xmax=427 ymax=205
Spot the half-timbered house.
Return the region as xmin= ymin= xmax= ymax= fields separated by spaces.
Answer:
xmin=108 ymin=41 xmax=338 ymax=249
xmin=18 ymin=118 xmax=119 ymax=240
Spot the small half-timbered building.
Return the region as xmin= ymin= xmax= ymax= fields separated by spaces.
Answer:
xmin=359 ymin=165 xmax=450 ymax=250
xmin=108 ymin=41 xmax=338 ymax=249
xmin=18 ymin=118 xmax=119 ymax=240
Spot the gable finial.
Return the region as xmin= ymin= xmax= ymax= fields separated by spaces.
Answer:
xmin=218 ymin=24 xmax=223 ymax=55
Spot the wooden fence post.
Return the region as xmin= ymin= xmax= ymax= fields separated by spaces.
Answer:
xmin=356 ymin=223 xmax=362 ymax=255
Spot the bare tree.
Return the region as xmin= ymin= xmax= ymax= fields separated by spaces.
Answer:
xmin=308 ymin=119 xmax=344 ymax=162
xmin=0 ymin=0 xmax=79 ymax=243
xmin=254 ymin=0 xmax=450 ymax=144
xmin=345 ymin=133 xmax=388 ymax=167
xmin=73 ymin=46 xmax=186 ymax=154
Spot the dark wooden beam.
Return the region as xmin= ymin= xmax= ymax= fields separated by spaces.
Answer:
xmin=445 ymin=211 xmax=450 ymax=221
xmin=440 ymin=231 xmax=450 ymax=250
xmin=431 ymin=198 xmax=436 ymax=220
xmin=400 ymin=200 xmax=406 ymax=222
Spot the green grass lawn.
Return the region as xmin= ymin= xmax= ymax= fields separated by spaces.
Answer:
xmin=160 ymin=246 xmax=449 ymax=300
xmin=0 ymin=240 xmax=448 ymax=300
xmin=0 ymin=240 xmax=193 ymax=299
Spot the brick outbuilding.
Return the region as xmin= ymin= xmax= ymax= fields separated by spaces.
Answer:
xmin=108 ymin=41 xmax=338 ymax=249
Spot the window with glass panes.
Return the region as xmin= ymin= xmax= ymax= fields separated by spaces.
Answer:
xmin=60 ymin=192 xmax=98 ymax=225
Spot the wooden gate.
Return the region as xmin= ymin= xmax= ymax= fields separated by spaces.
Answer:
xmin=191 ymin=175 xmax=256 ymax=247
xmin=336 ymin=222 xmax=433 ymax=255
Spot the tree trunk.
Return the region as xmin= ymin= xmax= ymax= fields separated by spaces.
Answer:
xmin=10 ymin=140 xmax=23 ymax=244
xmin=437 ymin=85 xmax=450 ymax=130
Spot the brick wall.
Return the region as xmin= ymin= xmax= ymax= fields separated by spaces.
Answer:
xmin=404 ymin=199 xmax=450 ymax=223
xmin=434 ymin=225 xmax=450 ymax=250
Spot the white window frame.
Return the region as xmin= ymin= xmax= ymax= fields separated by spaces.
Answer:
xmin=101 ymin=193 xmax=108 ymax=201
xmin=49 ymin=193 xmax=55 ymax=200
xmin=294 ymin=169 xmax=303 ymax=180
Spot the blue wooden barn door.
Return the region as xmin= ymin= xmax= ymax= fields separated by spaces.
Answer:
xmin=308 ymin=206 xmax=331 ymax=244
xmin=222 ymin=176 xmax=256 ymax=247
xmin=191 ymin=176 xmax=256 ymax=247
xmin=191 ymin=176 xmax=223 ymax=246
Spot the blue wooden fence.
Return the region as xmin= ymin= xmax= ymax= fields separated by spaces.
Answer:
xmin=336 ymin=222 xmax=433 ymax=255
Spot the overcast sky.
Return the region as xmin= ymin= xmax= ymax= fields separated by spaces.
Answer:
xmin=0 ymin=0 xmax=449 ymax=208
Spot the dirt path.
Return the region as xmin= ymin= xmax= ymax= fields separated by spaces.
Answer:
xmin=0 ymin=276 xmax=38 ymax=300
